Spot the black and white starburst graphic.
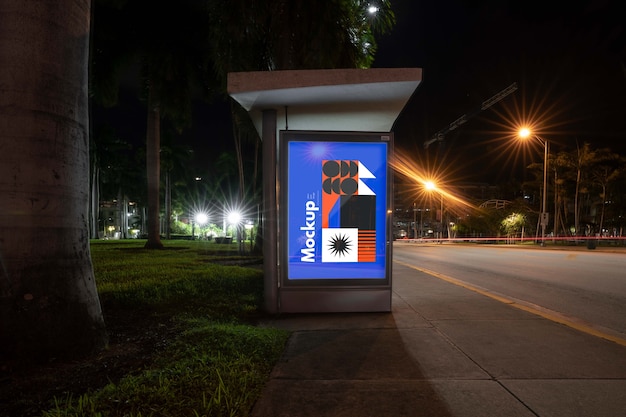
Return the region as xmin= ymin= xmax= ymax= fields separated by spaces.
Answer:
xmin=329 ymin=233 xmax=352 ymax=257
xmin=322 ymin=228 xmax=358 ymax=262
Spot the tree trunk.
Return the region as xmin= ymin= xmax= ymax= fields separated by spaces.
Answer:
xmin=144 ymin=84 xmax=163 ymax=249
xmin=0 ymin=0 xmax=107 ymax=362
xmin=165 ymin=170 xmax=171 ymax=240
xmin=599 ymin=184 xmax=606 ymax=235
xmin=230 ymin=103 xmax=246 ymax=254
xmin=117 ymin=188 xmax=124 ymax=238
xmin=575 ymin=166 xmax=581 ymax=235
xmin=553 ymin=169 xmax=558 ymax=237
xmin=90 ymin=164 xmax=100 ymax=238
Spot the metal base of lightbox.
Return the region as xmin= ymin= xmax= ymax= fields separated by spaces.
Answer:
xmin=278 ymin=288 xmax=392 ymax=313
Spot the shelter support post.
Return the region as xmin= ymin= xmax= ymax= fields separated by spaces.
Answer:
xmin=262 ymin=109 xmax=278 ymax=313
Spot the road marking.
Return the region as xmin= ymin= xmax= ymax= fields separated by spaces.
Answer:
xmin=394 ymin=259 xmax=626 ymax=347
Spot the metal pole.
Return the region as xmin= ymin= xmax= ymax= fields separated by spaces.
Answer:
xmin=541 ymin=138 xmax=548 ymax=247
xmin=441 ymin=194 xmax=444 ymax=239
xmin=439 ymin=194 xmax=444 ymax=242
xmin=262 ymin=109 xmax=278 ymax=313
xmin=413 ymin=203 xmax=417 ymax=238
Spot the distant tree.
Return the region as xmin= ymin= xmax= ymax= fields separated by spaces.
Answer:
xmin=0 ymin=0 xmax=108 ymax=361
xmin=208 ymin=0 xmax=395 ymax=75
xmin=609 ymin=156 xmax=626 ymax=236
xmin=91 ymin=0 xmax=216 ymax=249
xmin=93 ymin=124 xmax=145 ymax=237
xmin=160 ymin=131 xmax=194 ymax=240
xmin=554 ymin=143 xmax=622 ymax=235
xmin=562 ymin=142 xmax=598 ymax=234
xmin=522 ymin=159 xmax=549 ymax=235
xmin=552 ymin=152 xmax=572 ymax=236
xmin=91 ymin=0 xmax=395 ymax=250
xmin=501 ymin=213 xmax=527 ymax=241
xmin=589 ymin=149 xmax=620 ymax=234
xmin=207 ymin=0 xmax=395 ymax=251
xmin=460 ymin=206 xmax=502 ymax=238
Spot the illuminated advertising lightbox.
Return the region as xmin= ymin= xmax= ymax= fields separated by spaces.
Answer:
xmin=281 ymin=131 xmax=392 ymax=285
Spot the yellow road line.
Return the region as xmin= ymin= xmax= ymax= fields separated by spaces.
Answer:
xmin=394 ymin=259 xmax=626 ymax=348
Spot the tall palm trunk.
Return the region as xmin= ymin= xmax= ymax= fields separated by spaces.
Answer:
xmin=0 ymin=0 xmax=107 ymax=361
xmin=144 ymin=84 xmax=163 ymax=249
xmin=575 ymin=164 xmax=581 ymax=235
xmin=165 ymin=170 xmax=171 ymax=240
xmin=90 ymin=163 xmax=100 ymax=238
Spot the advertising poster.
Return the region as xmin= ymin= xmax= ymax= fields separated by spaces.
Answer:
xmin=283 ymin=132 xmax=390 ymax=282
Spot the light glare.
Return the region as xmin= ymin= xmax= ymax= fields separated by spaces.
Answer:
xmin=195 ymin=212 xmax=208 ymax=225
xmin=227 ymin=211 xmax=241 ymax=225
xmin=518 ymin=127 xmax=531 ymax=138
xmin=390 ymin=151 xmax=476 ymax=216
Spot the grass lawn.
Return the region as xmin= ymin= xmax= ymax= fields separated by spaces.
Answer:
xmin=41 ymin=239 xmax=289 ymax=417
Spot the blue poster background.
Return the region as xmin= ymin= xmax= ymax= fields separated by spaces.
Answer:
xmin=287 ymin=140 xmax=388 ymax=279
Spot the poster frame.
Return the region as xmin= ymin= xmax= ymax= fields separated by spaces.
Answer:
xmin=278 ymin=130 xmax=394 ymax=291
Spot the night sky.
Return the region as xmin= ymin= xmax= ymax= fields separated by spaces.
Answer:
xmin=373 ymin=0 xmax=626 ymax=183
xmin=94 ymin=1 xmax=626 ymax=185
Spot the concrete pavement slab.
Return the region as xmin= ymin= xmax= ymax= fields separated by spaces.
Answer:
xmin=251 ymin=260 xmax=626 ymax=416
xmin=400 ymin=293 xmax=537 ymax=321
xmin=252 ymin=379 xmax=454 ymax=417
xmin=502 ymin=379 xmax=626 ymax=417
xmin=397 ymin=328 xmax=488 ymax=379
xmin=270 ymin=328 xmax=425 ymax=380
xmin=391 ymin=293 xmax=440 ymax=328
xmin=429 ymin=380 xmax=537 ymax=417
xmin=432 ymin=318 xmax=626 ymax=379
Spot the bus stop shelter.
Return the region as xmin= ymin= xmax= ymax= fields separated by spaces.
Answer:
xmin=228 ymin=68 xmax=421 ymax=313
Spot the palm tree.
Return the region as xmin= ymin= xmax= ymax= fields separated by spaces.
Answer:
xmin=91 ymin=0 xmax=395 ymax=250
xmin=92 ymin=0 xmax=216 ymax=249
xmin=589 ymin=149 xmax=620 ymax=235
xmin=208 ymin=0 xmax=395 ymax=250
xmin=94 ymin=124 xmax=146 ymax=238
xmin=0 ymin=0 xmax=108 ymax=361
xmin=573 ymin=143 xmax=596 ymax=235
xmin=160 ymin=131 xmax=194 ymax=239
xmin=208 ymin=0 xmax=394 ymax=73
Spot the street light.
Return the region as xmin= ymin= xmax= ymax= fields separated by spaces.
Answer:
xmin=424 ymin=181 xmax=445 ymax=241
xmin=518 ymin=128 xmax=548 ymax=246
xmin=192 ymin=211 xmax=209 ymax=240
xmin=195 ymin=212 xmax=208 ymax=226
xmin=244 ymin=221 xmax=254 ymax=253
xmin=227 ymin=211 xmax=241 ymax=225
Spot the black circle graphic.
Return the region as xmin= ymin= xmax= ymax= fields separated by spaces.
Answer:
xmin=341 ymin=178 xmax=358 ymax=195
xmin=332 ymin=178 xmax=342 ymax=194
xmin=323 ymin=160 xmax=340 ymax=177
xmin=341 ymin=161 xmax=350 ymax=177
xmin=322 ymin=178 xmax=333 ymax=194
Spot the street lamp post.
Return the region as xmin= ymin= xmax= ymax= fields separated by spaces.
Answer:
xmin=245 ymin=221 xmax=254 ymax=251
xmin=439 ymin=193 xmax=445 ymax=241
xmin=424 ymin=180 xmax=445 ymax=242
xmin=519 ymin=128 xmax=549 ymax=246
xmin=194 ymin=212 xmax=209 ymax=240
xmin=413 ymin=203 xmax=417 ymax=239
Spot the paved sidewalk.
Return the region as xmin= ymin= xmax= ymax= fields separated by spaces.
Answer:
xmin=251 ymin=261 xmax=626 ymax=417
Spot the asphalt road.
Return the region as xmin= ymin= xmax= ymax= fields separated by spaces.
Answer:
xmin=393 ymin=242 xmax=626 ymax=342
